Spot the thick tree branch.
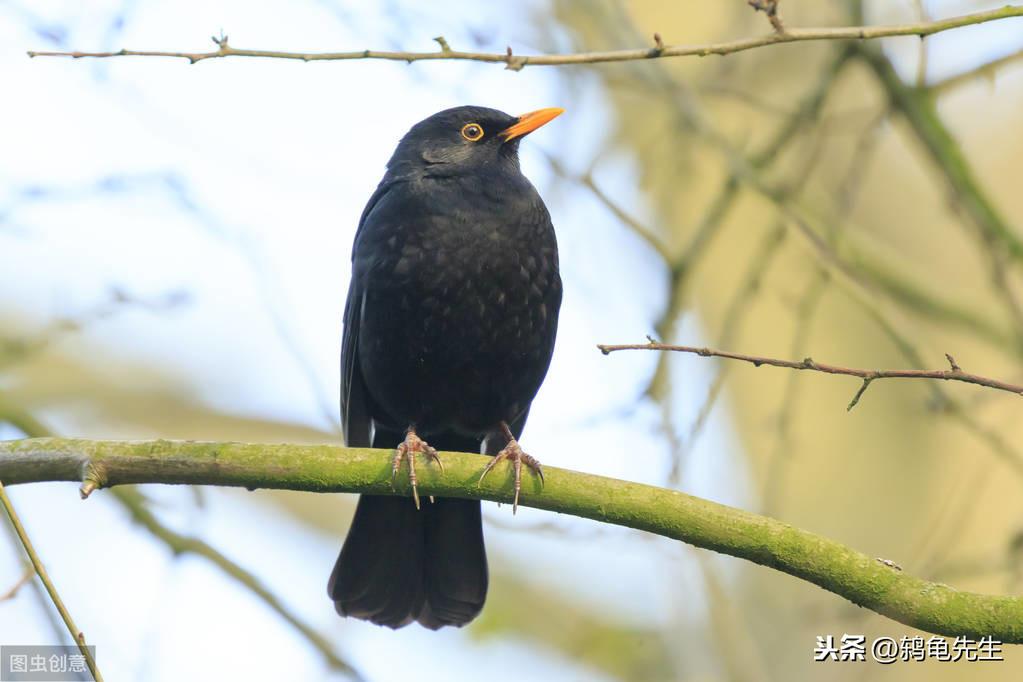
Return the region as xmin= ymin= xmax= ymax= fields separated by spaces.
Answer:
xmin=598 ymin=341 xmax=1023 ymax=411
xmin=25 ymin=7 xmax=1023 ymax=68
xmin=2 ymin=437 xmax=1023 ymax=641
xmin=0 ymin=405 xmax=360 ymax=676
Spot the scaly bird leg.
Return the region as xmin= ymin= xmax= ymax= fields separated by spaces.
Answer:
xmin=478 ymin=421 xmax=544 ymax=514
xmin=391 ymin=427 xmax=443 ymax=509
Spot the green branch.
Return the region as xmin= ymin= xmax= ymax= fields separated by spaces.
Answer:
xmin=0 ymin=479 xmax=102 ymax=680
xmin=0 ymin=408 xmax=362 ymax=679
xmin=2 ymin=437 xmax=1023 ymax=641
xmin=857 ymin=47 xmax=1023 ymax=278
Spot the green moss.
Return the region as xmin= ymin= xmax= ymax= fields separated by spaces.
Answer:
xmin=3 ymin=436 xmax=1023 ymax=640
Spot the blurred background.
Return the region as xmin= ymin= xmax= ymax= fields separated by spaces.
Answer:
xmin=2 ymin=1 xmax=1023 ymax=680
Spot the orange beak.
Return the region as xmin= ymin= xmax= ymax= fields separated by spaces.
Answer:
xmin=499 ymin=107 xmax=565 ymax=142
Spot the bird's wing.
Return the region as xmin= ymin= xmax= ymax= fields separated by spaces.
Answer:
xmin=340 ymin=283 xmax=371 ymax=447
xmin=340 ymin=179 xmax=402 ymax=447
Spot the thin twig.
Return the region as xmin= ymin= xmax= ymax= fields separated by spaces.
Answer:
xmin=0 ymin=479 xmax=102 ymax=681
xmin=857 ymin=46 xmax=1023 ymax=266
xmin=671 ymin=223 xmax=787 ymax=480
xmin=911 ymin=0 xmax=930 ymax=87
xmin=931 ymin=46 xmax=1023 ymax=94
xmin=25 ymin=7 xmax=1023 ymax=66
xmin=111 ymin=488 xmax=363 ymax=680
xmin=840 ymin=280 xmax=1023 ymax=475
xmin=763 ymin=112 xmax=885 ymax=513
xmin=676 ymin=85 xmax=841 ymax=472
xmin=1 ymin=288 xmax=189 ymax=369
xmin=0 ymin=564 xmax=34 ymax=601
xmin=641 ymin=47 xmax=850 ymax=409
xmin=597 ymin=341 xmax=1023 ymax=410
xmin=748 ymin=0 xmax=786 ymax=33
xmin=544 ymin=153 xmax=672 ymax=264
xmin=761 ymin=269 xmax=829 ymax=513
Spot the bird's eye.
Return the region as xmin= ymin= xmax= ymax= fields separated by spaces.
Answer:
xmin=461 ymin=123 xmax=484 ymax=142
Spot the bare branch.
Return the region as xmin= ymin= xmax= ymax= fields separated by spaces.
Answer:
xmin=0 ymin=404 xmax=360 ymax=678
xmin=597 ymin=341 xmax=1023 ymax=409
xmin=25 ymin=7 xmax=1023 ymax=67
xmin=932 ymin=47 xmax=1023 ymax=94
xmin=112 ymin=488 xmax=363 ymax=679
xmin=0 ymin=479 xmax=102 ymax=681
xmin=544 ymin=153 xmax=672 ymax=264
xmin=857 ymin=46 xmax=1023 ymax=266
xmin=748 ymin=0 xmax=785 ymax=34
xmin=0 ymin=564 xmax=33 ymax=602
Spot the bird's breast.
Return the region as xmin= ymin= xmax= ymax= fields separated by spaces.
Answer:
xmin=354 ymin=177 xmax=561 ymax=432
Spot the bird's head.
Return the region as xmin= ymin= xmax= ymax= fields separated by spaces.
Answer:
xmin=387 ymin=105 xmax=563 ymax=175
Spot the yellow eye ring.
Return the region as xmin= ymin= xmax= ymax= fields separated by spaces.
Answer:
xmin=461 ymin=123 xmax=484 ymax=142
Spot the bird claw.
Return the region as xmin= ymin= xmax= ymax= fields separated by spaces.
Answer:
xmin=391 ymin=429 xmax=443 ymax=509
xmin=478 ymin=438 xmax=543 ymax=514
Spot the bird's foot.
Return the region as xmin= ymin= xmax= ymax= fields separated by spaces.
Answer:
xmin=392 ymin=428 xmax=443 ymax=510
xmin=478 ymin=433 xmax=544 ymax=514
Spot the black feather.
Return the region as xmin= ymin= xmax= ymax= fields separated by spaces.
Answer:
xmin=329 ymin=105 xmax=561 ymax=629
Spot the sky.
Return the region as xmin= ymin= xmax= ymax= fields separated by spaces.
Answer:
xmin=1 ymin=1 xmax=1020 ymax=680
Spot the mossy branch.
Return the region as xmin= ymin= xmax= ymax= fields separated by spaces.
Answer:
xmin=0 ymin=404 xmax=362 ymax=678
xmin=2 ymin=437 xmax=1023 ymax=641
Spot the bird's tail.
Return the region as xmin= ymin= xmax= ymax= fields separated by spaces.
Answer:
xmin=327 ymin=434 xmax=488 ymax=629
xmin=328 ymin=495 xmax=488 ymax=629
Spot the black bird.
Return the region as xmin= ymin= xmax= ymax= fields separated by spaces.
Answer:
xmin=328 ymin=105 xmax=564 ymax=629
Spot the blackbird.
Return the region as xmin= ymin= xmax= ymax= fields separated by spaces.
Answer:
xmin=328 ymin=105 xmax=564 ymax=629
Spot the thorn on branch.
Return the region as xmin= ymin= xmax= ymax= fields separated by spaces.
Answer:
xmin=595 ymin=340 xmax=1023 ymax=410
xmin=748 ymin=0 xmax=786 ymax=33
xmin=21 ymin=8 xmax=1023 ymax=68
xmin=433 ymin=36 xmax=452 ymax=53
